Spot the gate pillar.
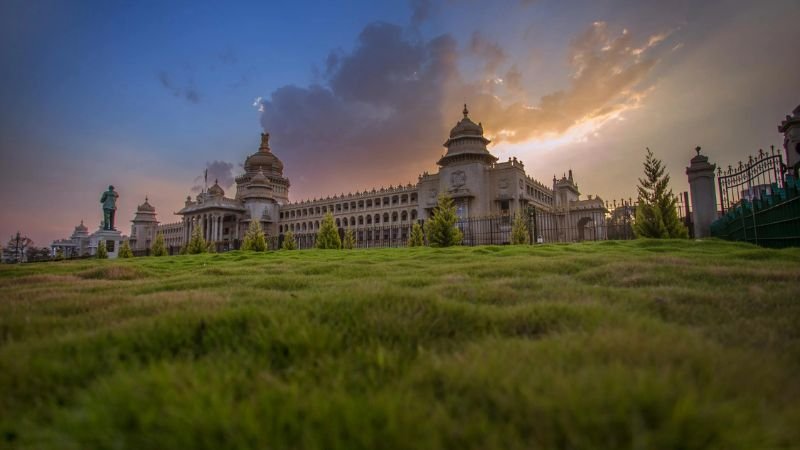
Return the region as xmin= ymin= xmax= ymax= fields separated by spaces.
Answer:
xmin=686 ymin=147 xmax=718 ymax=238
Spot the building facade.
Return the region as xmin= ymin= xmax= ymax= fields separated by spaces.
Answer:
xmin=55 ymin=105 xmax=608 ymax=252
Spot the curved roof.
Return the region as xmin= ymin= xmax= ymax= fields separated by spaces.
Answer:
xmin=244 ymin=132 xmax=284 ymax=174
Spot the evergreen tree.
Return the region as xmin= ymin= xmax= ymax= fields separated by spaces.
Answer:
xmin=151 ymin=232 xmax=168 ymax=256
xmin=241 ymin=220 xmax=266 ymax=251
xmin=316 ymin=212 xmax=341 ymax=249
xmin=186 ymin=224 xmax=207 ymax=254
xmin=633 ymin=148 xmax=689 ymax=239
xmin=424 ymin=194 xmax=463 ymax=247
xmin=408 ymin=222 xmax=425 ymax=247
xmin=510 ymin=211 xmax=531 ymax=245
xmin=118 ymin=240 xmax=133 ymax=258
xmin=342 ymin=228 xmax=356 ymax=249
xmin=96 ymin=241 xmax=108 ymax=259
xmin=55 ymin=247 xmax=64 ymax=261
xmin=282 ymin=230 xmax=297 ymax=250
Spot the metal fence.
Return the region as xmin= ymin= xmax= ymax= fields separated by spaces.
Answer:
xmin=717 ymin=146 xmax=786 ymax=214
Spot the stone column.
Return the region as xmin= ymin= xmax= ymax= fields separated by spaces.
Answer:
xmin=686 ymin=146 xmax=718 ymax=238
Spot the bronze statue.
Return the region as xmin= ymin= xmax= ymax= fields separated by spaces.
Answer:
xmin=100 ymin=185 xmax=119 ymax=230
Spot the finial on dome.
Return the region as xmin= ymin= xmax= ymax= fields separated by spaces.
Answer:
xmin=145 ymin=196 xmax=148 ymax=202
xmin=695 ymin=146 xmax=701 ymax=156
xmin=214 ymin=178 xmax=218 ymax=185
xmin=463 ymin=103 xmax=469 ymax=118
xmin=260 ymin=132 xmax=270 ymax=151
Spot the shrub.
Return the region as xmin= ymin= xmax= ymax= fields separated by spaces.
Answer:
xmin=151 ymin=232 xmax=168 ymax=256
xmin=408 ymin=222 xmax=424 ymax=247
xmin=241 ymin=220 xmax=267 ymax=252
xmin=118 ymin=240 xmax=133 ymax=258
xmin=342 ymin=228 xmax=356 ymax=249
xmin=186 ymin=225 xmax=207 ymax=254
xmin=316 ymin=212 xmax=341 ymax=249
xmin=424 ymin=193 xmax=463 ymax=247
xmin=510 ymin=212 xmax=530 ymax=245
xmin=96 ymin=241 xmax=108 ymax=259
xmin=54 ymin=247 xmax=64 ymax=261
xmin=282 ymin=231 xmax=297 ymax=250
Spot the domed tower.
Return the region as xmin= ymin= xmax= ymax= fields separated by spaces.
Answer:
xmin=234 ymin=133 xmax=290 ymax=236
xmin=779 ymin=104 xmax=800 ymax=177
xmin=130 ymin=197 xmax=158 ymax=251
xmin=436 ymin=105 xmax=498 ymax=217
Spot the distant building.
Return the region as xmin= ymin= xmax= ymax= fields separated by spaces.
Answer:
xmin=53 ymin=105 xmax=609 ymax=251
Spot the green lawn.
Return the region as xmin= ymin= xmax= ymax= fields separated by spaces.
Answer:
xmin=1 ymin=240 xmax=799 ymax=449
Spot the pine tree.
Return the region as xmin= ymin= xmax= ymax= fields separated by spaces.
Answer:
xmin=55 ymin=247 xmax=64 ymax=261
xmin=510 ymin=211 xmax=531 ymax=245
xmin=425 ymin=194 xmax=463 ymax=247
xmin=282 ymin=230 xmax=297 ymax=250
xmin=96 ymin=241 xmax=108 ymax=259
xmin=241 ymin=220 xmax=266 ymax=251
xmin=633 ymin=148 xmax=689 ymax=239
xmin=408 ymin=222 xmax=425 ymax=247
xmin=186 ymin=224 xmax=207 ymax=254
xmin=342 ymin=228 xmax=356 ymax=249
xmin=118 ymin=240 xmax=133 ymax=258
xmin=151 ymin=232 xmax=168 ymax=256
xmin=316 ymin=212 xmax=341 ymax=249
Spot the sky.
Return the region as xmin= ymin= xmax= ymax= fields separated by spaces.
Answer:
xmin=1 ymin=0 xmax=799 ymax=246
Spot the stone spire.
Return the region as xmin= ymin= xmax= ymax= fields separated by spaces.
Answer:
xmin=259 ymin=132 xmax=271 ymax=152
xmin=463 ymin=103 xmax=469 ymax=119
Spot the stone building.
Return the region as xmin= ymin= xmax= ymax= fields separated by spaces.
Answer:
xmin=52 ymin=105 xmax=608 ymax=252
xmin=159 ymin=105 xmax=607 ymax=246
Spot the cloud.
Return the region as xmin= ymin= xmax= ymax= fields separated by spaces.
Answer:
xmin=256 ymin=19 xmax=671 ymax=199
xmin=191 ymin=160 xmax=235 ymax=193
xmin=157 ymin=70 xmax=201 ymax=104
xmin=409 ymin=0 xmax=432 ymax=26
xmin=470 ymin=31 xmax=507 ymax=75
xmin=455 ymin=21 xmax=669 ymax=144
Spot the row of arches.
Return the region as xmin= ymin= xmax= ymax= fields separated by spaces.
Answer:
xmin=281 ymin=193 xmax=419 ymax=219
xmin=279 ymin=209 xmax=419 ymax=233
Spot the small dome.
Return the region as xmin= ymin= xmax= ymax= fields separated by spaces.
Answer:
xmin=137 ymin=196 xmax=156 ymax=212
xmin=449 ymin=104 xmax=484 ymax=138
xmin=208 ymin=180 xmax=224 ymax=197
xmin=74 ymin=220 xmax=88 ymax=232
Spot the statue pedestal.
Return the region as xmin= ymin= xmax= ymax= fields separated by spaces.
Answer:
xmin=90 ymin=229 xmax=123 ymax=259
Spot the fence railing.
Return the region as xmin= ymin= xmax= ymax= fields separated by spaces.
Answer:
xmin=717 ymin=146 xmax=786 ymax=214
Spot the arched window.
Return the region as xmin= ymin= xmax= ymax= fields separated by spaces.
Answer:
xmin=392 ymin=195 xmax=399 ymax=205
xmin=383 ymin=213 xmax=389 ymax=223
xmin=411 ymin=209 xmax=418 ymax=220
xmin=366 ymin=215 xmax=372 ymax=225
xmin=366 ymin=199 xmax=373 ymax=208
xmin=392 ymin=211 xmax=398 ymax=222
xmin=358 ymin=215 xmax=364 ymax=225
xmin=410 ymin=193 xmax=417 ymax=203
xmin=350 ymin=216 xmax=356 ymax=226
xmin=315 ymin=221 xmax=320 ymax=229
xmin=401 ymin=211 xmax=408 ymax=221
xmin=336 ymin=218 xmax=341 ymax=227
xmin=401 ymin=194 xmax=408 ymax=204
xmin=374 ymin=214 xmax=380 ymax=224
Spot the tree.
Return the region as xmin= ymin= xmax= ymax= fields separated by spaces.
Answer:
xmin=186 ymin=224 xmax=207 ymax=254
xmin=316 ymin=212 xmax=341 ymax=249
xmin=118 ymin=240 xmax=133 ymax=258
xmin=55 ymin=247 xmax=64 ymax=261
xmin=5 ymin=232 xmax=32 ymax=263
xmin=151 ymin=232 xmax=168 ymax=256
xmin=342 ymin=228 xmax=356 ymax=249
xmin=241 ymin=220 xmax=267 ymax=251
xmin=425 ymin=193 xmax=463 ymax=247
xmin=96 ymin=241 xmax=108 ymax=259
xmin=634 ymin=148 xmax=689 ymax=239
xmin=282 ymin=230 xmax=297 ymax=250
xmin=511 ymin=211 xmax=531 ymax=245
xmin=408 ymin=222 xmax=425 ymax=247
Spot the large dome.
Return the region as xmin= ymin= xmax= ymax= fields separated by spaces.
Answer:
xmin=448 ymin=104 xmax=484 ymax=138
xmin=244 ymin=132 xmax=284 ymax=174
